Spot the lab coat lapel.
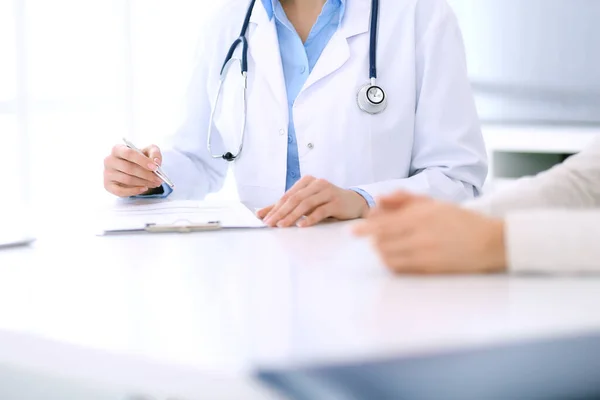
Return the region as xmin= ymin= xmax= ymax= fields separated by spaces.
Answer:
xmin=302 ymin=0 xmax=371 ymax=92
xmin=248 ymin=3 xmax=288 ymax=118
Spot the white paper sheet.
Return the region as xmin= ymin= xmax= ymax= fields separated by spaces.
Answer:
xmin=100 ymin=200 xmax=266 ymax=232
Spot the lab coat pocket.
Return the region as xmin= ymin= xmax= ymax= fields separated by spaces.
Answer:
xmin=347 ymin=105 xmax=379 ymax=184
xmin=367 ymin=110 xmax=407 ymax=182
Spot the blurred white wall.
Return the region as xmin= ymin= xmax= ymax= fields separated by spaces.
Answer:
xmin=447 ymin=0 xmax=600 ymax=124
xmin=0 ymin=0 xmax=235 ymax=213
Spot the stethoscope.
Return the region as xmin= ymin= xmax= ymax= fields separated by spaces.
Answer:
xmin=208 ymin=0 xmax=385 ymax=162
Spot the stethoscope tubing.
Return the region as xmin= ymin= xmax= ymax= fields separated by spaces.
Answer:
xmin=210 ymin=0 xmax=384 ymax=161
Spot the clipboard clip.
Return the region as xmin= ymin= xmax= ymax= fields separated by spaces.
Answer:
xmin=144 ymin=220 xmax=221 ymax=233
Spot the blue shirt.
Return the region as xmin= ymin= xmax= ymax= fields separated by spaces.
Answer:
xmin=140 ymin=0 xmax=374 ymax=206
xmin=264 ymin=0 xmax=342 ymax=191
xmin=263 ymin=0 xmax=373 ymax=206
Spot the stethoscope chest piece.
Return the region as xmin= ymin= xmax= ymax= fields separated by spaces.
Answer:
xmin=357 ymin=83 xmax=387 ymax=115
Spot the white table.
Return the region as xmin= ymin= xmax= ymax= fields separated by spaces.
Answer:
xmin=1 ymin=212 xmax=600 ymax=398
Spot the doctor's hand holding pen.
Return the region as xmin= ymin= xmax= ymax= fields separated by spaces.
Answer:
xmin=256 ymin=176 xmax=370 ymax=228
xmin=103 ymin=143 xmax=164 ymax=198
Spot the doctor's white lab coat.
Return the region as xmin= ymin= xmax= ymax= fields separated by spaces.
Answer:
xmin=160 ymin=0 xmax=488 ymax=209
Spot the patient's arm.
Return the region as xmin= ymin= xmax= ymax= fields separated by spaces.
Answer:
xmin=468 ymin=138 xmax=600 ymax=217
xmin=503 ymin=209 xmax=600 ymax=274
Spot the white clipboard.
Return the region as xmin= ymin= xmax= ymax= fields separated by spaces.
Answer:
xmin=102 ymin=220 xmax=222 ymax=235
xmin=98 ymin=200 xmax=267 ymax=235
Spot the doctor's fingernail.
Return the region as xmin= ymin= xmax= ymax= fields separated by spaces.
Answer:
xmin=153 ymin=158 xmax=161 ymax=165
xmin=147 ymin=163 xmax=158 ymax=171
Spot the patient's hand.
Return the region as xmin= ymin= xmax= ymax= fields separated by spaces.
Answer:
xmin=353 ymin=192 xmax=507 ymax=275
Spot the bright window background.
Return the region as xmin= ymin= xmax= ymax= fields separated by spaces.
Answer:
xmin=1 ymin=0 xmax=236 ymax=215
xmin=1 ymin=0 xmax=20 ymax=210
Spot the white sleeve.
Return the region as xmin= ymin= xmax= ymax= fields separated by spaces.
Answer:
xmin=505 ymin=210 xmax=600 ymax=274
xmin=356 ymin=0 xmax=488 ymax=203
xmin=463 ymin=138 xmax=600 ymax=274
xmin=158 ymin=25 xmax=229 ymax=200
xmin=467 ymin=138 xmax=600 ymax=217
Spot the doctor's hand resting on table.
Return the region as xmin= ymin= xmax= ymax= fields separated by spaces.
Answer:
xmin=355 ymin=137 xmax=600 ymax=275
xmin=103 ymin=0 xmax=488 ymax=227
xmin=256 ymin=176 xmax=369 ymax=227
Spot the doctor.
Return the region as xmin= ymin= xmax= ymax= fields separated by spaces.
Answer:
xmin=103 ymin=0 xmax=487 ymax=228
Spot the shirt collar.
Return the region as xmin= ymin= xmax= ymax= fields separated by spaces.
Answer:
xmin=260 ymin=0 xmax=346 ymax=23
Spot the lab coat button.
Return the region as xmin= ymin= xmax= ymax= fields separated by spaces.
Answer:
xmin=307 ymin=143 xmax=314 ymax=150
xmin=279 ymin=129 xmax=285 ymax=136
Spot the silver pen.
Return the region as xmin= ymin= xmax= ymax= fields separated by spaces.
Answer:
xmin=122 ymin=138 xmax=175 ymax=188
